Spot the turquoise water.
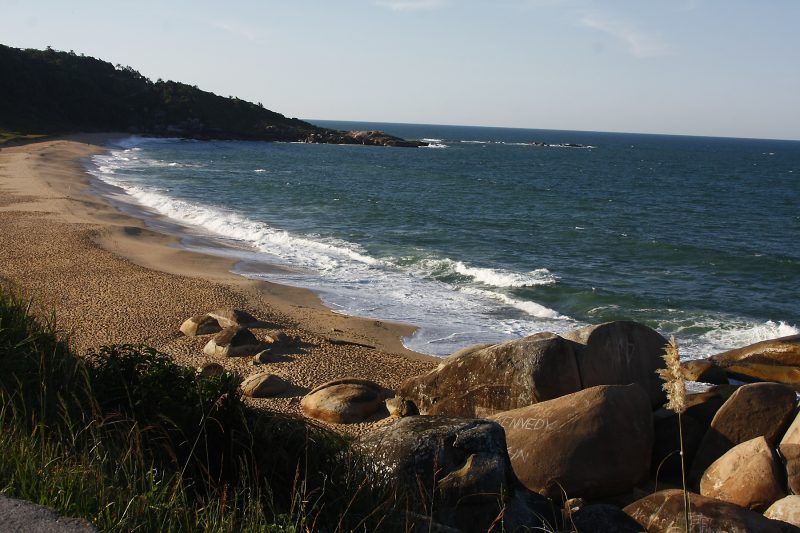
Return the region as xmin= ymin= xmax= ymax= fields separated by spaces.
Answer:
xmin=88 ymin=121 xmax=800 ymax=358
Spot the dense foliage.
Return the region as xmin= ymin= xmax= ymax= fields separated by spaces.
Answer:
xmin=0 ymin=44 xmax=322 ymax=140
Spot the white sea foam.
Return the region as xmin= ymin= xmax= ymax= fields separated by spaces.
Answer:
xmin=452 ymin=262 xmax=556 ymax=287
xmin=423 ymin=143 xmax=448 ymax=149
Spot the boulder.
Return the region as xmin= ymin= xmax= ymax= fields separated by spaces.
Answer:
xmin=385 ymin=396 xmax=419 ymax=418
xmin=196 ymin=361 xmax=225 ymax=378
xmin=560 ymin=321 xmax=668 ymax=408
xmin=352 ymin=416 xmax=554 ymax=531
xmin=765 ymin=496 xmax=800 ymax=527
xmin=779 ymin=411 xmax=800 ymax=494
xmin=203 ymin=326 xmax=265 ymax=357
xmin=398 ymin=333 xmax=581 ymax=417
xmin=490 ymin=384 xmax=653 ymax=500
xmin=623 ymin=489 xmax=794 ymax=532
xmin=240 ymin=373 xmax=289 ymax=398
xmin=690 ymin=382 xmax=797 ymax=481
xmin=711 ymin=335 xmax=800 ymax=389
xmin=681 ymin=359 xmax=728 ymax=385
xmin=180 ymin=313 xmax=223 ymax=336
xmin=700 ymin=436 xmax=785 ymax=511
xmin=207 ymin=308 xmax=267 ymax=329
xmin=570 ymin=504 xmax=645 ymax=532
xmin=180 ymin=309 xmax=269 ymax=337
xmin=300 ymin=378 xmax=387 ymax=423
xmin=398 ymin=320 xmax=668 ymax=417
xmin=651 ymin=409 xmax=705 ymax=484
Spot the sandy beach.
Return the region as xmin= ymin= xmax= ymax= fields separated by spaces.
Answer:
xmin=0 ymin=135 xmax=437 ymax=436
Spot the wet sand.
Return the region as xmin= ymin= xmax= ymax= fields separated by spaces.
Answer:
xmin=0 ymin=134 xmax=437 ymax=436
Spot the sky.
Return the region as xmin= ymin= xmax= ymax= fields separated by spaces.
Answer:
xmin=1 ymin=0 xmax=799 ymax=140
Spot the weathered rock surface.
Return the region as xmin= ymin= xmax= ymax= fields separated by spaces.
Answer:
xmin=353 ymin=416 xmax=554 ymax=531
xmin=711 ymin=334 xmax=800 ymax=389
xmin=300 ymin=378 xmax=387 ymax=423
xmin=0 ymin=495 xmax=98 ymax=533
xmin=623 ymin=489 xmax=795 ymax=533
xmin=651 ymin=409 xmax=705 ymax=483
xmin=490 ymin=384 xmax=653 ymax=500
xmin=398 ymin=320 xmax=668 ymax=418
xmin=765 ymin=496 xmax=800 ymax=527
xmin=398 ymin=333 xmax=581 ymax=417
xmin=241 ymin=373 xmax=289 ymax=398
xmin=203 ymin=326 xmax=265 ymax=357
xmin=690 ymin=382 xmax=797 ymax=481
xmin=681 ymin=359 xmax=728 ymax=385
xmin=570 ymin=504 xmax=645 ymax=532
xmin=779 ymin=411 xmax=800 ymax=495
xmin=560 ymin=321 xmax=668 ymax=408
xmin=700 ymin=436 xmax=785 ymax=511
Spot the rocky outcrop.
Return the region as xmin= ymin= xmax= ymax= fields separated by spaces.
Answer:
xmin=240 ymin=373 xmax=289 ymax=398
xmin=700 ymin=436 xmax=785 ymax=511
xmin=398 ymin=321 xmax=668 ymax=418
xmin=180 ymin=313 xmax=223 ymax=336
xmin=303 ymin=130 xmax=428 ymax=148
xmin=385 ymin=396 xmax=419 ymax=418
xmin=711 ymin=334 xmax=800 ymax=389
xmin=196 ymin=361 xmax=225 ymax=378
xmin=300 ymin=378 xmax=387 ymax=423
xmin=490 ymin=384 xmax=653 ymax=500
xmin=352 ymin=416 xmax=554 ymax=531
xmin=203 ymin=326 xmax=265 ymax=357
xmin=765 ymin=496 xmax=800 ymax=527
xmin=690 ymin=382 xmax=797 ymax=481
xmin=623 ymin=489 xmax=794 ymax=532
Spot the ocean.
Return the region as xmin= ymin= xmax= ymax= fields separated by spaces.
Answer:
xmin=87 ymin=120 xmax=800 ymax=359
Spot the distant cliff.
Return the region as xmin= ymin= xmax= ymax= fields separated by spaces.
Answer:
xmin=0 ymin=44 xmax=425 ymax=147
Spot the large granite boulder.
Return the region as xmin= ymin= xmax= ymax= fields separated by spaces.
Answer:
xmin=490 ymin=384 xmax=653 ymax=500
xmin=623 ymin=489 xmax=795 ymax=532
xmin=398 ymin=320 xmax=668 ymax=418
xmin=779 ymin=411 xmax=800 ymax=494
xmin=398 ymin=333 xmax=581 ymax=417
xmin=559 ymin=321 xmax=668 ymax=408
xmin=765 ymin=496 xmax=800 ymax=527
xmin=180 ymin=313 xmax=223 ymax=336
xmin=301 ymin=378 xmax=387 ymax=424
xmin=690 ymin=382 xmax=797 ymax=481
xmin=352 ymin=416 xmax=554 ymax=531
xmin=203 ymin=326 xmax=265 ymax=357
xmin=700 ymin=436 xmax=785 ymax=511
xmin=711 ymin=334 xmax=800 ymax=389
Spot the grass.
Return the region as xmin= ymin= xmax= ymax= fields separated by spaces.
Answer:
xmin=0 ymin=289 xmax=403 ymax=532
xmin=0 ymin=129 xmax=48 ymax=145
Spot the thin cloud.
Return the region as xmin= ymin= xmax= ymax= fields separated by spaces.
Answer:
xmin=580 ymin=13 xmax=672 ymax=58
xmin=375 ymin=0 xmax=449 ymax=12
xmin=211 ymin=20 xmax=263 ymax=44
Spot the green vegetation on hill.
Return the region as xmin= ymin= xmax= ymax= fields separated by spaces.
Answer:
xmin=0 ymin=290 xmax=405 ymax=531
xmin=0 ymin=44 xmax=322 ymax=141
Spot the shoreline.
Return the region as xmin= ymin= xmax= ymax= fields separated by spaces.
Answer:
xmin=0 ymin=134 xmax=437 ymax=436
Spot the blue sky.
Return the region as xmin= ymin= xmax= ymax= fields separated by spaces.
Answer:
xmin=1 ymin=0 xmax=798 ymax=139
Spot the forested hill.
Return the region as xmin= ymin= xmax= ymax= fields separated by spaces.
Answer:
xmin=0 ymin=45 xmax=425 ymax=147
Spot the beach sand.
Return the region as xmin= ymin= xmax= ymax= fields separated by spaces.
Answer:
xmin=0 ymin=135 xmax=437 ymax=436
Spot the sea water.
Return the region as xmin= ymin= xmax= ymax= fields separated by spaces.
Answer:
xmin=86 ymin=121 xmax=800 ymax=358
